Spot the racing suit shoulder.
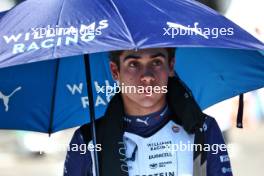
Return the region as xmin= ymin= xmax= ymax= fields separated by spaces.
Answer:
xmin=63 ymin=128 xmax=93 ymax=176
xmin=204 ymin=116 xmax=233 ymax=176
xmin=63 ymin=117 xmax=106 ymax=176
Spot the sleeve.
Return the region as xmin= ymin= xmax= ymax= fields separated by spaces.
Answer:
xmin=63 ymin=128 xmax=93 ymax=176
xmin=205 ymin=117 xmax=233 ymax=176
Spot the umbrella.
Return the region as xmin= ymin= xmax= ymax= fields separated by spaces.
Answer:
xmin=1 ymin=0 xmax=264 ymax=175
xmin=0 ymin=53 xmax=115 ymax=133
xmin=1 ymin=0 xmax=264 ymax=128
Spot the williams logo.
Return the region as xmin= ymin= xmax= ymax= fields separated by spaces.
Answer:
xmin=2 ymin=20 xmax=109 ymax=54
xmin=149 ymin=163 xmax=158 ymax=169
xmin=0 ymin=86 xmax=22 ymax=112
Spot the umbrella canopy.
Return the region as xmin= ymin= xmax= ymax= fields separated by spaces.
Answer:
xmin=0 ymin=10 xmax=8 ymax=18
xmin=176 ymin=48 xmax=264 ymax=109
xmin=0 ymin=0 xmax=264 ymax=68
xmin=0 ymin=53 xmax=115 ymax=133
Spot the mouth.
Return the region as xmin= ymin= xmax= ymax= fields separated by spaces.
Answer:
xmin=141 ymin=87 xmax=153 ymax=96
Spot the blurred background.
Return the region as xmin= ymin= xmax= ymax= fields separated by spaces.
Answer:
xmin=0 ymin=0 xmax=264 ymax=175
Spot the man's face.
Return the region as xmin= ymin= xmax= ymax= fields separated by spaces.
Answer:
xmin=110 ymin=48 xmax=175 ymax=109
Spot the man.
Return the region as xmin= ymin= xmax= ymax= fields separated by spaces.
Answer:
xmin=64 ymin=48 xmax=232 ymax=176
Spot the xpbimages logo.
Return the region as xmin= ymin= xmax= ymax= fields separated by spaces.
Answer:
xmin=2 ymin=20 xmax=109 ymax=54
xmin=95 ymin=82 xmax=168 ymax=97
xmin=163 ymin=21 xmax=234 ymax=39
xmin=66 ymin=80 xmax=168 ymax=109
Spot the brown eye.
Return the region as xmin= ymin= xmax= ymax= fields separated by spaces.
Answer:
xmin=152 ymin=59 xmax=162 ymax=66
xmin=128 ymin=61 xmax=138 ymax=68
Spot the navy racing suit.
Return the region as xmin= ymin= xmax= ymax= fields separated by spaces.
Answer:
xmin=64 ymin=105 xmax=232 ymax=176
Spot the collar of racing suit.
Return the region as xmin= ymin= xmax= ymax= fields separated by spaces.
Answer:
xmin=93 ymin=76 xmax=207 ymax=176
xmin=123 ymin=104 xmax=172 ymax=137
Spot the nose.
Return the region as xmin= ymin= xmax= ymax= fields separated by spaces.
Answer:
xmin=140 ymin=68 xmax=155 ymax=84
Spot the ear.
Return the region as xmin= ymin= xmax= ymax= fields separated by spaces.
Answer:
xmin=110 ymin=61 xmax=120 ymax=80
xmin=169 ymin=57 xmax=175 ymax=77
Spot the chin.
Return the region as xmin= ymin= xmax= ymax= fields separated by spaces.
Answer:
xmin=135 ymin=94 xmax=164 ymax=108
xmin=138 ymin=100 xmax=157 ymax=108
xmin=122 ymin=92 xmax=166 ymax=109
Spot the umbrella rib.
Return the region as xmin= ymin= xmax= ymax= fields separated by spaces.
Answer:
xmin=109 ymin=0 xmax=136 ymax=48
xmin=48 ymin=59 xmax=60 ymax=135
xmin=48 ymin=0 xmax=66 ymax=134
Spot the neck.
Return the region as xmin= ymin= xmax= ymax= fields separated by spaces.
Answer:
xmin=122 ymin=96 xmax=166 ymax=116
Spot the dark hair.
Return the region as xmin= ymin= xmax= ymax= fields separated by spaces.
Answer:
xmin=109 ymin=48 xmax=175 ymax=69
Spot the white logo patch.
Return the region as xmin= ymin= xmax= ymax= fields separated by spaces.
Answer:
xmin=136 ymin=117 xmax=150 ymax=126
xmin=0 ymin=86 xmax=22 ymax=112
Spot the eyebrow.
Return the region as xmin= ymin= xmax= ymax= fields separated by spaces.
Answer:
xmin=123 ymin=54 xmax=141 ymax=62
xmin=150 ymin=53 xmax=166 ymax=59
xmin=123 ymin=52 xmax=166 ymax=62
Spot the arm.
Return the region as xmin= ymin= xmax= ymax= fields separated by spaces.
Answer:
xmin=205 ymin=117 xmax=233 ymax=176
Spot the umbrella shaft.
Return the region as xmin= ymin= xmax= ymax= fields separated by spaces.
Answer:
xmin=84 ymin=54 xmax=100 ymax=176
